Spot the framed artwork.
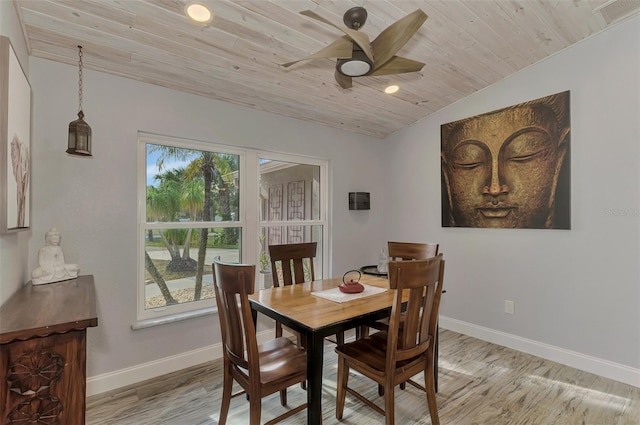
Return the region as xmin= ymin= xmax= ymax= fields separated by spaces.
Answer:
xmin=0 ymin=36 xmax=31 ymax=233
xmin=441 ymin=91 xmax=571 ymax=229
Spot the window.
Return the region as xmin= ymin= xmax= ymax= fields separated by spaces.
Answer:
xmin=257 ymin=156 xmax=327 ymax=289
xmin=137 ymin=134 xmax=328 ymax=323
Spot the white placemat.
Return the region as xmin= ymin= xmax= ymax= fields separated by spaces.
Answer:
xmin=311 ymin=284 xmax=388 ymax=303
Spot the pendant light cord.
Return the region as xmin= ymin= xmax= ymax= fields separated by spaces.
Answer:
xmin=78 ymin=45 xmax=84 ymax=113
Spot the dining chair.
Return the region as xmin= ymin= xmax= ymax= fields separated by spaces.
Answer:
xmin=388 ymin=241 xmax=439 ymax=261
xmin=369 ymin=242 xmax=439 ymax=334
xmin=269 ymin=242 xmax=345 ymax=345
xmin=334 ymin=255 xmax=445 ymax=425
xmin=213 ymin=257 xmax=307 ymax=425
xmin=362 ymin=242 xmax=439 ymax=337
xmin=376 ymin=241 xmax=442 ymax=392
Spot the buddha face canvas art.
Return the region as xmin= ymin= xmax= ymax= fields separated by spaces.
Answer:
xmin=441 ymin=91 xmax=571 ymax=229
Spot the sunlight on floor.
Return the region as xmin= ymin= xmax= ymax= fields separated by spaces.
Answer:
xmin=439 ymin=358 xmax=510 ymax=378
xmin=525 ymin=374 xmax=631 ymax=411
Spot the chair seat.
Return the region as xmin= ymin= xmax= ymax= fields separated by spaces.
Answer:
xmin=257 ymin=337 xmax=307 ymax=385
xmin=335 ymin=331 xmax=429 ymax=378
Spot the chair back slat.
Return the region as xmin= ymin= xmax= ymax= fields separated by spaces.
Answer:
xmin=387 ymin=254 xmax=445 ymax=365
xmin=388 ymin=241 xmax=439 ymax=261
xmin=269 ymin=242 xmax=317 ymax=286
xmin=213 ymin=258 xmax=257 ymax=373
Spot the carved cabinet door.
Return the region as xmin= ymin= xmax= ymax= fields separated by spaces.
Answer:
xmin=1 ymin=330 xmax=88 ymax=425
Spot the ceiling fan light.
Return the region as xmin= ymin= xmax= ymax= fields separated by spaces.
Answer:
xmin=336 ymin=49 xmax=373 ymax=77
xmin=338 ymin=60 xmax=371 ymax=77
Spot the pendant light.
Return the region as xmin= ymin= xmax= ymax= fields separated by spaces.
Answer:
xmin=67 ymin=45 xmax=92 ymax=156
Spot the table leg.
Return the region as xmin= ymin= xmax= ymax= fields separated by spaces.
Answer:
xmin=306 ymin=331 xmax=325 ymax=425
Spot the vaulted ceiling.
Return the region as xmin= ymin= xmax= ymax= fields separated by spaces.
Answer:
xmin=13 ymin=0 xmax=640 ymax=138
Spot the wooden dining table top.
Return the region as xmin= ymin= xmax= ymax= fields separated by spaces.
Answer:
xmin=249 ymin=274 xmax=392 ymax=330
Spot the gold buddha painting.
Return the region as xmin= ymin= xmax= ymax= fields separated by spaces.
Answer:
xmin=441 ymin=91 xmax=570 ymax=229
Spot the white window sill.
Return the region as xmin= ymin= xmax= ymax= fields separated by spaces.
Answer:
xmin=131 ymin=307 xmax=217 ymax=330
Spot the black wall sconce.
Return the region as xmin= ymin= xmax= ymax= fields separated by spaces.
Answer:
xmin=349 ymin=192 xmax=370 ymax=210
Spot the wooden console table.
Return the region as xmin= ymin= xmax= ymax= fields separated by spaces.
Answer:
xmin=0 ymin=275 xmax=97 ymax=425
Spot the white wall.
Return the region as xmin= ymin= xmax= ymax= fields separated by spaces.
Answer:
xmin=385 ymin=15 xmax=640 ymax=386
xmin=27 ymin=57 xmax=389 ymax=389
xmin=0 ymin=0 xmax=31 ymax=305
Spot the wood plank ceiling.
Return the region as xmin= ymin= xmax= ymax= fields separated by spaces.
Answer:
xmin=13 ymin=0 xmax=640 ymax=138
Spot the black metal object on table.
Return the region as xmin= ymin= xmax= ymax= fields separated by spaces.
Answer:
xmin=359 ymin=265 xmax=387 ymax=277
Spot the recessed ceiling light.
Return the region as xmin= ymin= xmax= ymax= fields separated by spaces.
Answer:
xmin=185 ymin=3 xmax=213 ymax=24
xmin=384 ymin=85 xmax=399 ymax=94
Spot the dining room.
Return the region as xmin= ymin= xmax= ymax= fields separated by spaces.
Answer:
xmin=1 ymin=1 xmax=639 ymax=424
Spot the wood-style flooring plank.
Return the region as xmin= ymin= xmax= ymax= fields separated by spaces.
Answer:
xmin=86 ymin=330 xmax=639 ymax=425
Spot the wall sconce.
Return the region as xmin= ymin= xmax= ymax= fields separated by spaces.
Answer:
xmin=349 ymin=192 xmax=370 ymax=210
xmin=67 ymin=45 xmax=92 ymax=156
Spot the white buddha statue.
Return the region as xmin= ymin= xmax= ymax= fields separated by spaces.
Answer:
xmin=32 ymin=228 xmax=80 ymax=285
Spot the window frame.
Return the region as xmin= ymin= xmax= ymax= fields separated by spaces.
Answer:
xmin=136 ymin=133 xmax=329 ymax=324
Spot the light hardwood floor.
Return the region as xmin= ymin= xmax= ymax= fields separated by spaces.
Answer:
xmin=86 ymin=330 xmax=639 ymax=425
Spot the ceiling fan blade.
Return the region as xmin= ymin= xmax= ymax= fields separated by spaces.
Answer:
xmin=369 ymin=56 xmax=425 ymax=76
xmin=281 ymin=36 xmax=353 ymax=68
xmin=335 ymin=70 xmax=353 ymax=89
xmin=300 ymin=10 xmax=373 ymax=63
xmin=371 ymin=9 xmax=428 ymax=71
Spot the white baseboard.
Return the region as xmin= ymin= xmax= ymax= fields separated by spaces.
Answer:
xmin=86 ymin=329 xmax=274 ymax=397
xmin=439 ymin=316 xmax=640 ymax=388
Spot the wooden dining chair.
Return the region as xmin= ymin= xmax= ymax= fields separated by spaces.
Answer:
xmin=212 ymin=257 xmax=307 ymax=425
xmin=334 ymin=255 xmax=445 ymax=425
xmin=269 ymin=242 xmax=344 ymax=345
xmin=369 ymin=242 xmax=439 ymax=333
xmin=388 ymin=241 xmax=439 ymax=261
xmin=378 ymin=241 xmax=442 ymax=392
xmin=362 ymin=242 xmax=439 ymax=337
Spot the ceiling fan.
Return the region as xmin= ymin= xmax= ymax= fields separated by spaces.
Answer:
xmin=281 ymin=7 xmax=428 ymax=89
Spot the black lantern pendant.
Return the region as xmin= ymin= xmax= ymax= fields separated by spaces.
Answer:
xmin=67 ymin=45 xmax=92 ymax=156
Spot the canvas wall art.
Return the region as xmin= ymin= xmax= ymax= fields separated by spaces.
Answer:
xmin=1 ymin=36 xmax=32 ymax=233
xmin=441 ymin=91 xmax=571 ymax=229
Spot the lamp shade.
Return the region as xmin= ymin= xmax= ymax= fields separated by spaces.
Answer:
xmin=67 ymin=110 xmax=92 ymax=156
xmin=349 ymin=192 xmax=370 ymax=210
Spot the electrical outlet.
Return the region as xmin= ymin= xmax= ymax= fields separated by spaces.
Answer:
xmin=505 ymin=300 xmax=515 ymax=315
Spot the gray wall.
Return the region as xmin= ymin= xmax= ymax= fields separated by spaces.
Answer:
xmin=26 ymin=57 xmax=388 ymax=382
xmin=385 ymin=15 xmax=639 ymax=383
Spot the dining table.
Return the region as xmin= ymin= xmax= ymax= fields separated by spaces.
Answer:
xmin=249 ymin=273 xmax=395 ymax=425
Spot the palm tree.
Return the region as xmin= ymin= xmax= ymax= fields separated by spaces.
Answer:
xmin=144 ymin=251 xmax=177 ymax=305
xmin=145 ymin=153 xmax=200 ymax=306
xmin=193 ymin=151 xmax=214 ymax=300
xmin=145 ymin=183 xmax=179 ymax=306
xmin=214 ymin=154 xmax=239 ymax=245
xmin=150 ymin=169 xmax=197 ymax=272
xmin=181 ymin=164 xmax=205 ymax=262
xmin=146 ymin=144 xmax=239 ymax=303
xmin=147 ymin=146 xmax=216 ymax=302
